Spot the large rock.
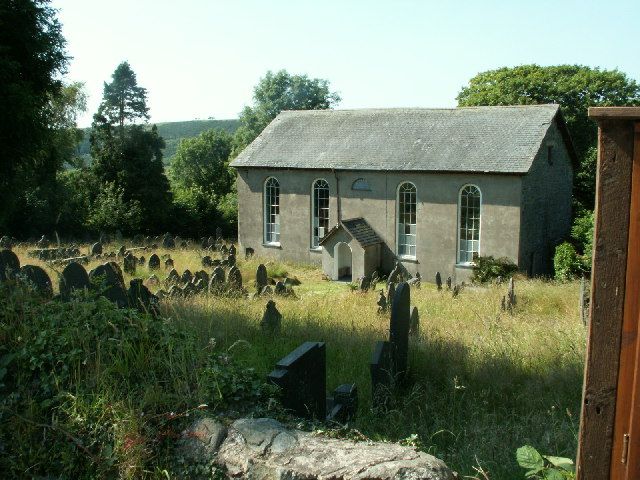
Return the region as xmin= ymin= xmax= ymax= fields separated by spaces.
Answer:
xmin=180 ymin=417 xmax=454 ymax=480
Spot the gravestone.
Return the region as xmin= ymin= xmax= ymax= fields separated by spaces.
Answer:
xmin=89 ymin=262 xmax=128 ymax=308
xmin=268 ymin=342 xmax=326 ymax=419
xmin=146 ymin=274 xmax=160 ymax=287
xmin=118 ymin=245 xmax=126 ymax=258
xmin=168 ymin=285 xmax=181 ymax=298
xmin=376 ymin=290 xmax=387 ymax=314
xmin=255 ymin=264 xmax=268 ymax=292
xmin=220 ymin=244 xmax=228 ymax=255
xmin=115 ymin=230 xmax=123 ymax=242
xmin=260 ymin=299 xmax=282 ymax=332
xmin=327 ymin=384 xmax=359 ymax=423
xmin=387 ymin=283 xmax=396 ymax=307
xmin=228 ymin=244 xmax=237 ymax=256
xmin=359 ymin=274 xmax=370 ymax=291
xmin=508 ymin=277 xmax=516 ymax=307
xmin=202 ymin=256 xmax=213 ymax=268
xmin=274 ymin=281 xmax=286 ymax=295
xmin=148 ymin=254 xmax=160 ymax=270
xmin=446 ymin=276 xmax=452 ymax=290
xmin=138 ymin=256 xmax=145 ymax=266
xmin=167 ymin=268 xmax=180 ymax=284
xmin=193 ymin=278 xmax=207 ymax=292
xmin=245 ymin=247 xmax=255 ymax=259
xmin=18 ymin=265 xmax=53 ymax=297
xmin=59 ymin=261 xmax=90 ymax=300
xmin=123 ymin=253 xmax=137 ymax=275
xmin=200 ymin=237 xmax=208 ymax=249
xmin=370 ymin=340 xmax=395 ymax=400
xmin=408 ymin=272 xmax=421 ymax=288
xmin=409 ymin=306 xmax=419 ymax=336
xmin=435 ymin=272 xmax=442 ymax=291
xmin=261 ymin=285 xmax=273 ymax=296
xmin=194 ymin=270 xmax=210 ymax=286
xmin=389 ymin=282 xmax=411 ymax=379
xmin=165 ymin=258 xmax=174 ymax=269
xmin=452 ymin=285 xmax=460 ymax=298
xmin=370 ymin=271 xmax=379 ymax=291
xmin=162 ymin=233 xmax=175 ymax=249
xmin=227 ymin=253 xmax=236 ymax=268
xmin=181 ymin=282 xmax=197 ymax=297
xmin=127 ymin=278 xmax=159 ymax=316
xmin=228 ymin=266 xmax=242 ymax=290
xmin=0 ymin=249 xmax=20 ymax=282
xmin=209 ymin=266 xmax=225 ymax=293
xmin=181 ymin=269 xmax=193 ymax=284
xmin=387 ymin=263 xmax=401 ymax=286
xmin=91 ymin=242 xmax=103 ymax=256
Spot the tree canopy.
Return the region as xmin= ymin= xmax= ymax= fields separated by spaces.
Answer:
xmin=233 ymin=70 xmax=341 ymax=155
xmin=96 ymin=61 xmax=150 ymax=128
xmin=457 ymin=65 xmax=640 ymax=209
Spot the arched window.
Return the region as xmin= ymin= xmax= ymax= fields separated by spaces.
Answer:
xmin=352 ymin=178 xmax=370 ymax=191
xmin=397 ymin=182 xmax=417 ymax=258
xmin=312 ymin=179 xmax=330 ymax=248
xmin=264 ymin=177 xmax=280 ymax=244
xmin=458 ymin=185 xmax=481 ymax=264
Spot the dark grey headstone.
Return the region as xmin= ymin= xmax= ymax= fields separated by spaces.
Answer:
xmin=209 ymin=266 xmax=225 ymax=293
xmin=59 ymin=261 xmax=89 ymax=300
xmin=164 ymin=258 xmax=174 ymax=269
xmin=228 ymin=266 xmax=242 ymax=290
xmin=89 ymin=262 xmax=128 ymax=308
xmin=274 ymin=281 xmax=286 ymax=296
xmin=370 ymin=340 xmax=395 ymax=401
xmin=162 ymin=233 xmax=175 ymax=249
xmin=446 ymin=276 xmax=452 ymax=290
xmin=0 ymin=249 xmax=20 ymax=282
xmin=376 ymin=290 xmax=387 ymax=314
xmin=386 ymin=283 xmax=396 ymax=307
xmin=123 ymin=253 xmax=137 ymax=275
xmin=180 ymin=269 xmax=193 ymax=284
xmin=127 ymin=278 xmax=159 ymax=315
xmin=255 ymin=264 xmax=268 ymax=292
xmin=327 ymin=383 xmax=358 ymax=423
xmin=245 ymin=247 xmax=255 ymax=259
xmin=260 ymin=299 xmax=282 ymax=332
xmin=227 ymin=253 xmax=236 ymax=268
xmin=389 ymin=282 xmax=410 ymax=378
xmin=387 ymin=263 xmax=401 ymax=286
xmin=435 ymin=272 xmax=442 ymax=291
xmin=91 ymin=242 xmax=103 ymax=256
xmin=409 ymin=306 xmax=419 ymax=336
xmin=194 ymin=270 xmax=209 ymax=286
xmin=268 ymin=342 xmax=326 ymax=420
xmin=148 ymin=254 xmax=160 ymax=270
xmin=370 ymin=271 xmax=379 ymax=291
xmin=166 ymin=268 xmax=180 ymax=284
xmin=359 ymin=275 xmax=370 ymax=291
xmin=18 ymin=265 xmax=52 ymax=297
xmin=202 ymin=255 xmax=212 ymax=268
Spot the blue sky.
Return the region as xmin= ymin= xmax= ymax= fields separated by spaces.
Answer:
xmin=51 ymin=0 xmax=640 ymax=127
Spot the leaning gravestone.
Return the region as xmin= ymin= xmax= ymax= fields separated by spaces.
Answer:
xmin=255 ymin=264 xmax=268 ymax=292
xmin=389 ymin=282 xmax=411 ymax=379
xmin=0 ymin=249 xmax=20 ymax=282
xmin=268 ymin=342 xmax=326 ymax=419
xmin=91 ymin=242 xmax=103 ymax=256
xmin=89 ymin=262 xmax=128 ymax=308
xmin=18 ymin=265 xmax=53 ymax=297
xmin=370 ymin=340 xmax=395 ymax=401
xmin=148 ymin=254 xmax=160 ymax=270
xmin=228 ymin=266 xmax=242 ymax=290
xmin=409 ymin=306 xmax=419 ymax=336
xmin=408 ymin=272 xmax=421 ymax=288
xmin=260 ymin=299 xmax=282 ymax=333
xmin=59 ymin=261 xmax=90 ymax=300
xmin=435 ymin=272 xmax=442 ymax=291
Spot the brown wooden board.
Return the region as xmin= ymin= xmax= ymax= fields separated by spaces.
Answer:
xmin=577 ymin=118 xmax=635 ymax=479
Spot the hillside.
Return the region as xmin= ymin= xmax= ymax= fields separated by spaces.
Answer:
xmin=76 ymin=118 xmax=240 ymax=165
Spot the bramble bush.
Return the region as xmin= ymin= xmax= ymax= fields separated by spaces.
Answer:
xmin=0 ymin=283 xmax=275 ymax=478
xmin=471 ymin=255 xmax=519 ymax=283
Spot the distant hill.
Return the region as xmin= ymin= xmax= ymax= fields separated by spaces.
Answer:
xmin=76 ymin=118 xmax=240 ymax=165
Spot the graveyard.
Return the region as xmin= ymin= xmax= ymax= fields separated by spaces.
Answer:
xmin=0 ymin=236 xmax=586 ymax=479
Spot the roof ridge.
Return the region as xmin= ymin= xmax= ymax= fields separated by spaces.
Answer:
xmin=278 ymin=104 xmax=560 ymax=115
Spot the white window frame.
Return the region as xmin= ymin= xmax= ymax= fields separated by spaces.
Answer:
xmin=263 ymin=177 xmax=280 ymax=245
xmin=457 ymin=184 xmax=482 ymax=265
xmin=396 ymin=181 xmax=417 ymax=260
xmin=311 ymin=178 xmax=330 ymax=249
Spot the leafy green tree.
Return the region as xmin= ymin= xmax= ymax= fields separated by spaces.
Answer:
xmin=457 ymin=65 xmax=640 ymax=209
xmin=90 ymin=63 xmax=171 ymax=233
xmin=233 ymin=69 xmax=341 ymax=155
xmin=97 ymin=61 xmax=149 ymax=128
xmin=0 ymin=0 xmax=68 ymax=233
xmin=87 ymin=182 xmax=143 ymax=233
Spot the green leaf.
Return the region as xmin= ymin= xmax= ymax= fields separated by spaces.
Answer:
xmin=543 ymin=468 xmax=566 ymax=480
xmin=543 ymin=455 xmax=575 ymax=472
xmin=517 ymin=445 xmax=545 ymax=470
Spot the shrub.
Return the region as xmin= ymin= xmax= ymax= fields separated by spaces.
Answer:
xmin=471 ymin=255 xmax=518 ymax=283
xmin=0 ymin=284 xmax=274 ymax=478
xmin=554 ymin=242 xmax=584 ymax=281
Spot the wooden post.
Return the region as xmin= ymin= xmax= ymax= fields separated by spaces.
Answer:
xmin=577 ymin=108 xmax=640 ymax=479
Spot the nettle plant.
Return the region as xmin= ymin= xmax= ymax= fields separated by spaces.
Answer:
xmin=516 ymin=445 xmax=575 ymax=480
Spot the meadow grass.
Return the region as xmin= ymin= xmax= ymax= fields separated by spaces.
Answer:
xmin=13 ymin=243 xmax=586 ymax=479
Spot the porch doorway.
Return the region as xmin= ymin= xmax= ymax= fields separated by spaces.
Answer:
xmin=334 ymin=242 xmax=352 ymax=281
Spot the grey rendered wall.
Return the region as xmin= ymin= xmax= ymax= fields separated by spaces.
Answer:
xmin=519 ymin=121 xmax=573 ymax=276
xmin=320 ymin=228 xmax=364 ymax=280
xmin=235 ymin=168 xmax=523 ymax=283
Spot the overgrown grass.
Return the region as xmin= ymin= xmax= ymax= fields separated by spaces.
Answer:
xmin=10 ymin=243 xmax=586 ymax=479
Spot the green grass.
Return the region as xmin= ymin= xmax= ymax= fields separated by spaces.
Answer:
xmin=11 ymin=243 xmax=586 ymax=479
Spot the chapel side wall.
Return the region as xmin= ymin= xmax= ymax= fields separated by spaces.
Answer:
xmin=519 ymin=121 xmax=574 ymax=276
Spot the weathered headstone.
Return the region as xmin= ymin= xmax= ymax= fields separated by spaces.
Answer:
xmin=194 ymin=270 xmax=210 ymax=286
xmin=389 ymin=282 xmax=411 ymax=378
xmin=193 ymin=278 xmax=207 ymax=292
xmin=446 ymin=276 xmax=452 ymax=290
xmin=435 ymin=272 xmax=442 ymax=291
xmin=268 ymin=342 xmax=326 ymax=419
xmin=452 ymin=284 xmax=460 ymax=298
xmin=370 ymin=340 xmax=395 ymax=400
xmin=0 ymin=249 xmax=20 ymax=282
xmin=167 ymin=268 xmax=180 ymax=284
xmin=274 ymin=281 xmax=286 ymax=295
xmin=118 ymin=245 xmax=126 ymax=258
xmin=18 ymin=265 xmax=53 ymax=297
xmin=260 ymin=285 xmax=273 ymax=296
xmin=165 ymin=258 xmax=174 ymax=269
xmin=162 ymin=233 xmax=175 ymax=249
xmin=138 ymin=255 xmax=145 ymax=266
xmin=227 ymin=253 xmax=236 ymax=268
xmin=148 ymin=254 xmax=160 ymax=270
xmin=228 ymin=244 xmax=237 ymax=256
xmin=245 ymin=247 xmax=255 ymax=259
xmin=408 ymin=272 xmax=421 ymax=288
xmin=376 ymin=290 xmax=387 ymax=314
xmin=386 ymin=283 xmax=396 ymax=307
xmin=228 ymin=266 xmax=242 ymax=290
xmin=326 ymin=384 xmax=358 ymax=423
xmin=260 ymin=299 xmax=282 ymax=332
xmin=180 ymin=269 xmax=193 ymax=284
xmin=123 ymin=253 xmax=137 ymax=275
xmin=370 ymin=271 xmax=379 ymax=291
xmin=127 ymin=278 xmax=159 ymax=316
xmin=255 ymin=264 xmax=268 ymax=292
xmin=89 ymin=262 xmax=128 ymax=308
xmin=91 ymin=242 xmax=103 ymax=256
xmin=359 ymin=274 xmax=370 ymax=291
xmin=508 ymin=277 xmax=516 ymax=307
xmin=209 ymin=266 xmax=225 ymax=293
xmin=409 ymin=306 xmax=419 ymax=336
xmin=387 ymin=263 xmax=401 ymax=286
xmin=202 ymin=255 xmax=213 ymax=268
xmin=59 ymin=261 xmax=89 ymax=300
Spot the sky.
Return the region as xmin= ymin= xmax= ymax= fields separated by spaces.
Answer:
xmin=51 ymin=0 xmax=640 ymax=128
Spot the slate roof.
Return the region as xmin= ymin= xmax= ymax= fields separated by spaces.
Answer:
xmin=319 ymin=218 xmax=382 ymax=248
xmin=230 ymin=105 xmax=573 ymax=174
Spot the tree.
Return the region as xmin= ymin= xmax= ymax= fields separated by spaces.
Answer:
xmin=0 ymin=0 xmax=68 ymax=232
xmin=97 ymin=61 xmax=149 ymax=128
xmin=90 ymin=63 xmax=171 ymax=233
xmin=233 ymin=70 xmax=341 ymax=155
xmin=457 ymin=65 xmax=640 ymax=209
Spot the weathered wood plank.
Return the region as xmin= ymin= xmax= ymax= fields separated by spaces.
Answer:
xmin=589 ymin=107 xmax=640 ymax=120
xmin=577 ymin=119 xmax=635 ymax=479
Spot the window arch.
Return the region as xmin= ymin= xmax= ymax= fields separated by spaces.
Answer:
xmin=397 ymin=182 xmax=417 ymax=258
xmin=264 ymin=177 xmax=280 ymax=244
xmin=458 ymin=185 xmax=481 ymax=264
xmin=311 ymin=179 xmax=329 ymax=248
